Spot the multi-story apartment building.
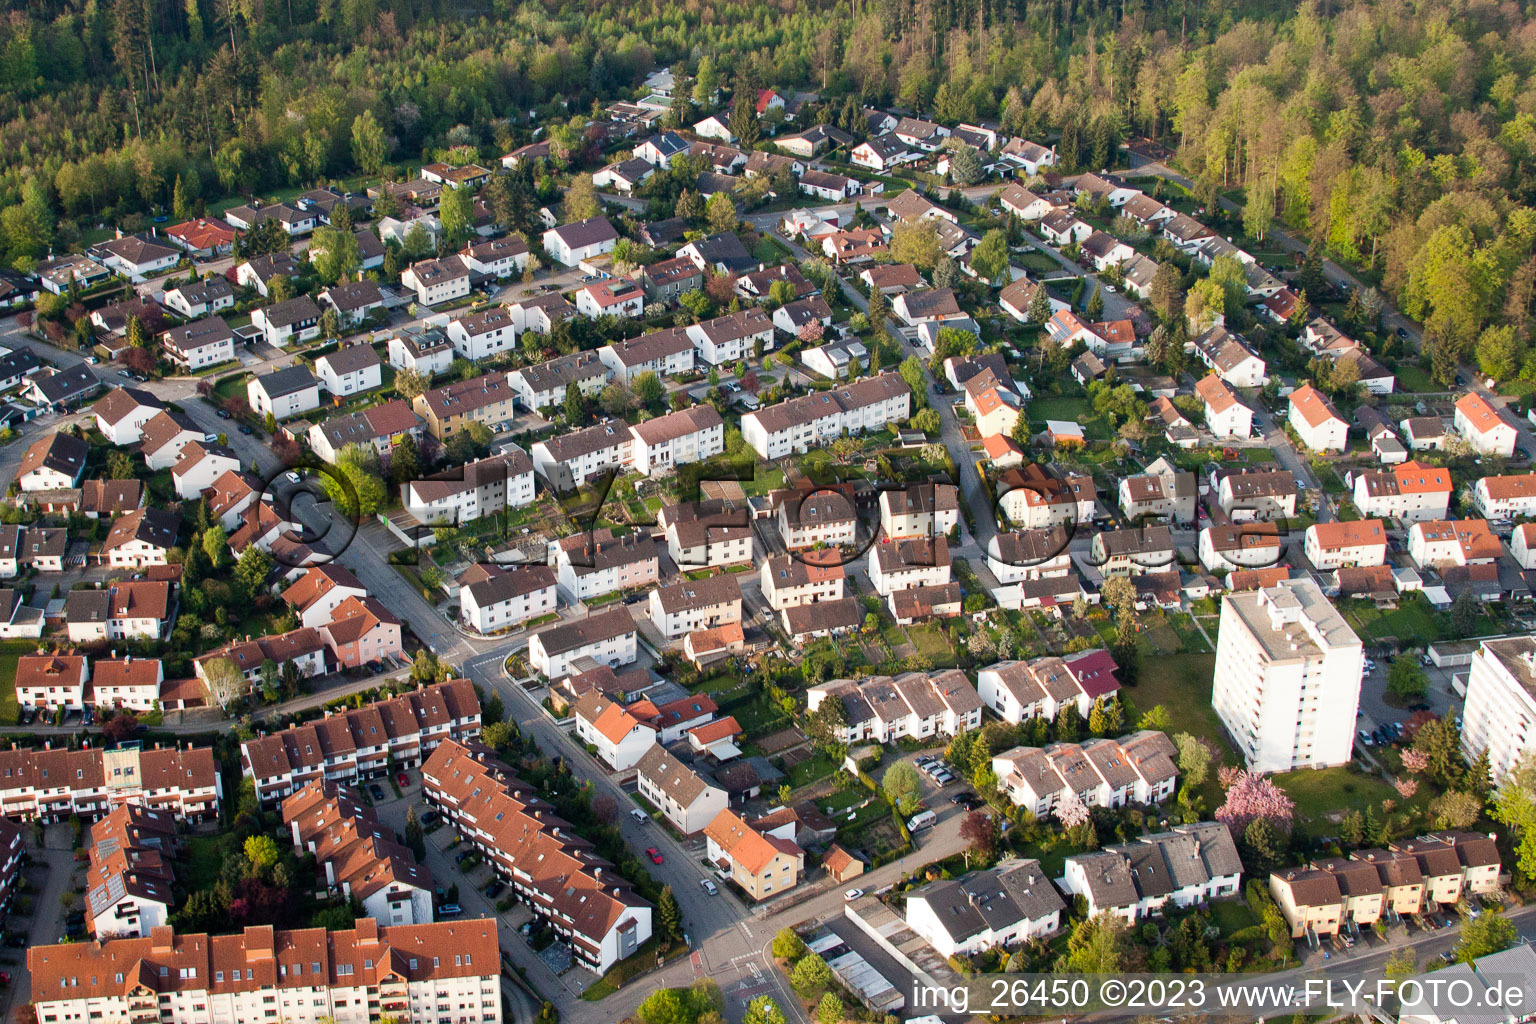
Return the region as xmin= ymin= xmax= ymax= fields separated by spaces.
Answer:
xmin=977 ymin=650 xmax=1122 ymax=725
xmin=102 ymin=509 xmax=179 ymax=570
xmin=553 ymin=529 xmax=659 ymax=602
xmin=995 ymin=464 xmax=1096 ymax=527
xmin=1117 ymin=460 xmax=1196 ymax=523
xmin=447 ymin=307 xmax=518 ymax=361
xmin=634 ymin=745 xmax=728 ymax=835
xmin=867 ymin=536 xmax=952 ymax=596
xmin=1288 ymin=383 xmax=1349 ymax=452
xmin=530 ymin=419 xmax=633 ymax=491
xmin=509 ymin=352 xmax=609 ymax=412
xmin=16 ymin=653 xmax=87 ymax=709
xmin=90 ymin=657 xmax=165 ymax=711
xmin=703 ymin=809 xmax=804 ymax=900
xmin=659 ymin=500 xmax=753 ymax=569
xmin=778 ymin=491 xmax=857 ymax=550
xmin=1472 ymin=474 xmax=1536 ymax=520
xmin=240 ymin=680 xmax=481 ymax=805
xmin=0 ymin=744 xmax=221 ymax=823
xmin=402 ymin=450 xmax=535 ymax=526
xmin=160 ymin=317 xmax=235 ymax=371
xmin=760 ymin=551 xmax=845 ymax=610
xmin=687 ymin=308 xmax=776 ymax=365
xmin=1408 ymin=520 xmax=1502 ymax=568
xmin=1212 ymin=579 xmax=1363 ymax=773
xmin=413 ymin=372 xmax=517 ymax=440
xmin=647 ymin=574 xmax=742 ymax=639
xmin=741 ymin=372 xmax=911 ymax=459
xmin=1195 ymin=373 xmax=1254 ymax=439
xmin=422 ymin=741 xmax=651 ymax=971
xmin=629 ymin=406 xmax=725 ymax=475
xmin=990 ymin=731 xmax=1178 ymax=817
xmin=986 ymin=527 xmax=1073 ymax=584
xmin=459 ymin=236 xmax=530 ymax=278
xmin=400 ymin=255 xmax=472 ymax=306
xmin=1198 ymin=523 xmax=1283 ymax=573
xmin=527 ymin=607 xmax=638 ymax=679
xmin=572 ymin=692 xmax=658 ymax=770
xmin=1060 ymin=823 xmax=1242 ymax=923
xmin=283 ymin=782 xmax=433 ymax=926
xmin=597 ymin=328 xmax=696 ymax=384
xmin=806 ymin=670 xmax=983 ymax=743
xmin=1461 ymin=637 xmax=1536 ymax=782
xmin=1215 ymin=469 xmax=1297 ymax=519
xmin=64 ymin=581 xmax=174 ymax=642
xmin=459 ymin=564 xmax=557 ymax=635
xmin=1088 ymin=526 xmax=1176 ymax=578
xmin=1351 ymin=460 xmax=1453 ymax=522
xmin=879 ymin=484 xmax=960 ymax=540
xmin=29 ymin=918 xmax=501 ymax=1024
xmin=1304 ymin=520 xmax=1388 ymax=569
xmin=18 ymin=433 xmax=87 ymax=492
xmin=1455 ymin=392 xmax=1519 ymax=456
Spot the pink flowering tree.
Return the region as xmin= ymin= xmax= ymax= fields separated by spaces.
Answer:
xmin=798 ymin=320 xmax=824 ymax=344
xmin=1215 ymin=770 xmax=1296 ymax=835
xmin=1217 ymin=764 xmax=1243 ymax=790
xmin=1055 ymin=790 xmax=1092 ymax=829
xmin=1395 ymin=778 xmax=1419 ymax=798
xmin=1400 ymin=748 xmax=1429 ymax=775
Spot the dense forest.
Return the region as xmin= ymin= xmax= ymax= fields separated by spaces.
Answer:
xmin=3 ymin=0 xmax=1536 ymax=368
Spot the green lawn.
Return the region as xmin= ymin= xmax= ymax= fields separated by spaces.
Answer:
xmin=1027 ymin=396 xmax=1094 ymax=423
xmin=1397 ymin=364 xmax=1439 ymax=394
xmin=1338 ymin=596 xmax=1441 ymax=643
xmin=1122 ymin=653 xmax=1233 ymax=809
xmin=1272 ymin=765 xmax=1431 ymax=838
xmin=182 ymin=835 xmax=226 ymax=893
xmin=0 ymin=640 xmax=33 ymax=725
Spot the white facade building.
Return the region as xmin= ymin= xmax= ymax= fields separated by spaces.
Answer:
xmin=1212 ymin=579 xmax=1364 ymax=773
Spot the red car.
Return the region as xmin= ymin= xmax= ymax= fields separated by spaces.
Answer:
xmin=396 ymin=771 xmax=409 ymax=788
xmin=646 ymin=847 xmax=663 ymax=864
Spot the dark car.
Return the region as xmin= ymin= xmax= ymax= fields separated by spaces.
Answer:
xmin=420 ymin=810 xmax=441 ymax=827
xmin=484 ymin=881 xmax=505 ymax=898
xmin=369 ymin=783 xmax=386 ymax=800
xmin=455 ymin=850 xmax=471 ymax=864
xmin=3 ymin=936 xmax=24 ymax=948
xmin=216 ymin=408 xmax=232 ymax=419
xmin=239 ymin=424 xmax=253 ymax=434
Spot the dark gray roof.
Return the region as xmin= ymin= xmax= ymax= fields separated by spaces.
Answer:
xmin=911 ymin=859 xmax=1065 ymax=946
xmin=255 ymin=365 xmax=320 ymax=399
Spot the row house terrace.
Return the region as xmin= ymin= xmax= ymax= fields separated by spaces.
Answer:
xmin=805 ymin=670 xmax=983 ymax=743
xmin=990 ymin=731 xmax=1178 ymax=818
xmin=240 ymin=680 xmax=481 ymax=805
xmin=421 ymin=741 xmax=651 ymax=972
xmin=0 ymin=744 xmax=221 ymax=824
xmin=28 ymin=918 xmax=501 ymax=1024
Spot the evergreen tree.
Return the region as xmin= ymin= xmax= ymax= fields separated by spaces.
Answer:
xmin=657 ymin=885 xmax=682 ymax=943
xmin=563 ymin=382 xmax=586 ymax=426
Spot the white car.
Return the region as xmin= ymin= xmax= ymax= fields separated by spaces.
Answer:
xmin=844 ymin=888 xmax=865 ymax=901
xmin=700 ymin=879 xmax=718 ymax=895
xmin=630 ymin=809 xmax=647 ymax=824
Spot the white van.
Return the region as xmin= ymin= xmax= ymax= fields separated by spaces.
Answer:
xmin=907 ymin=810 xmax=937 ymax=832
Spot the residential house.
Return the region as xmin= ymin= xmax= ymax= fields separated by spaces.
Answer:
xmin=399 ymin=256 xmax=471 ymax=306
xmin=1455 ymin=393 xmax=1519 ymax=456
xmin=1196 ymin=373 xmax=1254 ymax=439
xmin=1288 ymin=383 xmax=1348 ymax=452
xmin=1060 ymin=823 xmax=1242 ymax=923
xmin=251 ymin=296 xmax=323 ymax=347
xmin=553 ymin=528 xmax=659 ymax=602
xmin=704 ymin=809 xmax=804 ymax=900
xmin=543 ymin=217 xmax=619 ymax=267
xmin=635 ymin=745 xmax=728 ymax=835
xmin=977 ymin=650 xmax=1121 ymax=725
xmin=1304 ymin=520 xmax=1388 ymax=569
xmin=402 ymin=450 xmax=535 ymax=526
xmin=314 ymin=344 xmax=384 ymax=398
xmin=247 ymin=366 xmax=322 ymax=421
xmin=459 ymin=564 xmax=558 ymax=635
xmin=1351 ymin=460 xmax=1453 ymax=522
xmin=991 ymin=731 xmax=1178 ymax=817
xmin=904 ymin=860 xmax=1067 ymax=955
xmin=528 ymin=607 xmax=638 ymax=680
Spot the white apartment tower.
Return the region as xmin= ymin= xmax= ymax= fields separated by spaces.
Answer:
xmin=1211 ymin=579 xmax=1364 ymax=773
xmin=1461 ymin=638 xmax=1536 ymax=783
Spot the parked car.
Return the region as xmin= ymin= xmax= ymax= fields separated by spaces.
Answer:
xmin=396 ymin=771 xmax=409 ymax=788
xmin=844 ymin=888 xmax=865 ymax=901
xmin=1358 ymin=730 xmax=1373 ymax=747
xmin=646 ymin=847 xmax=664 ymax=864
xmin=700 ymin=879 xmax=718 ymax=895
xmin=369 ymin=783 xmax=386 ymax=800
xmin=630 ymin=809 xmax=648 ymax=824
xmin=216 ymin=408 xmax=232 ymax=419
xmin=420 ymin=810 xmax=441 ymax=827
xmin=484 ymin=881 xmax=505 ymax=899
xmin=438 ymin=903 xmax=463 ymax=916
